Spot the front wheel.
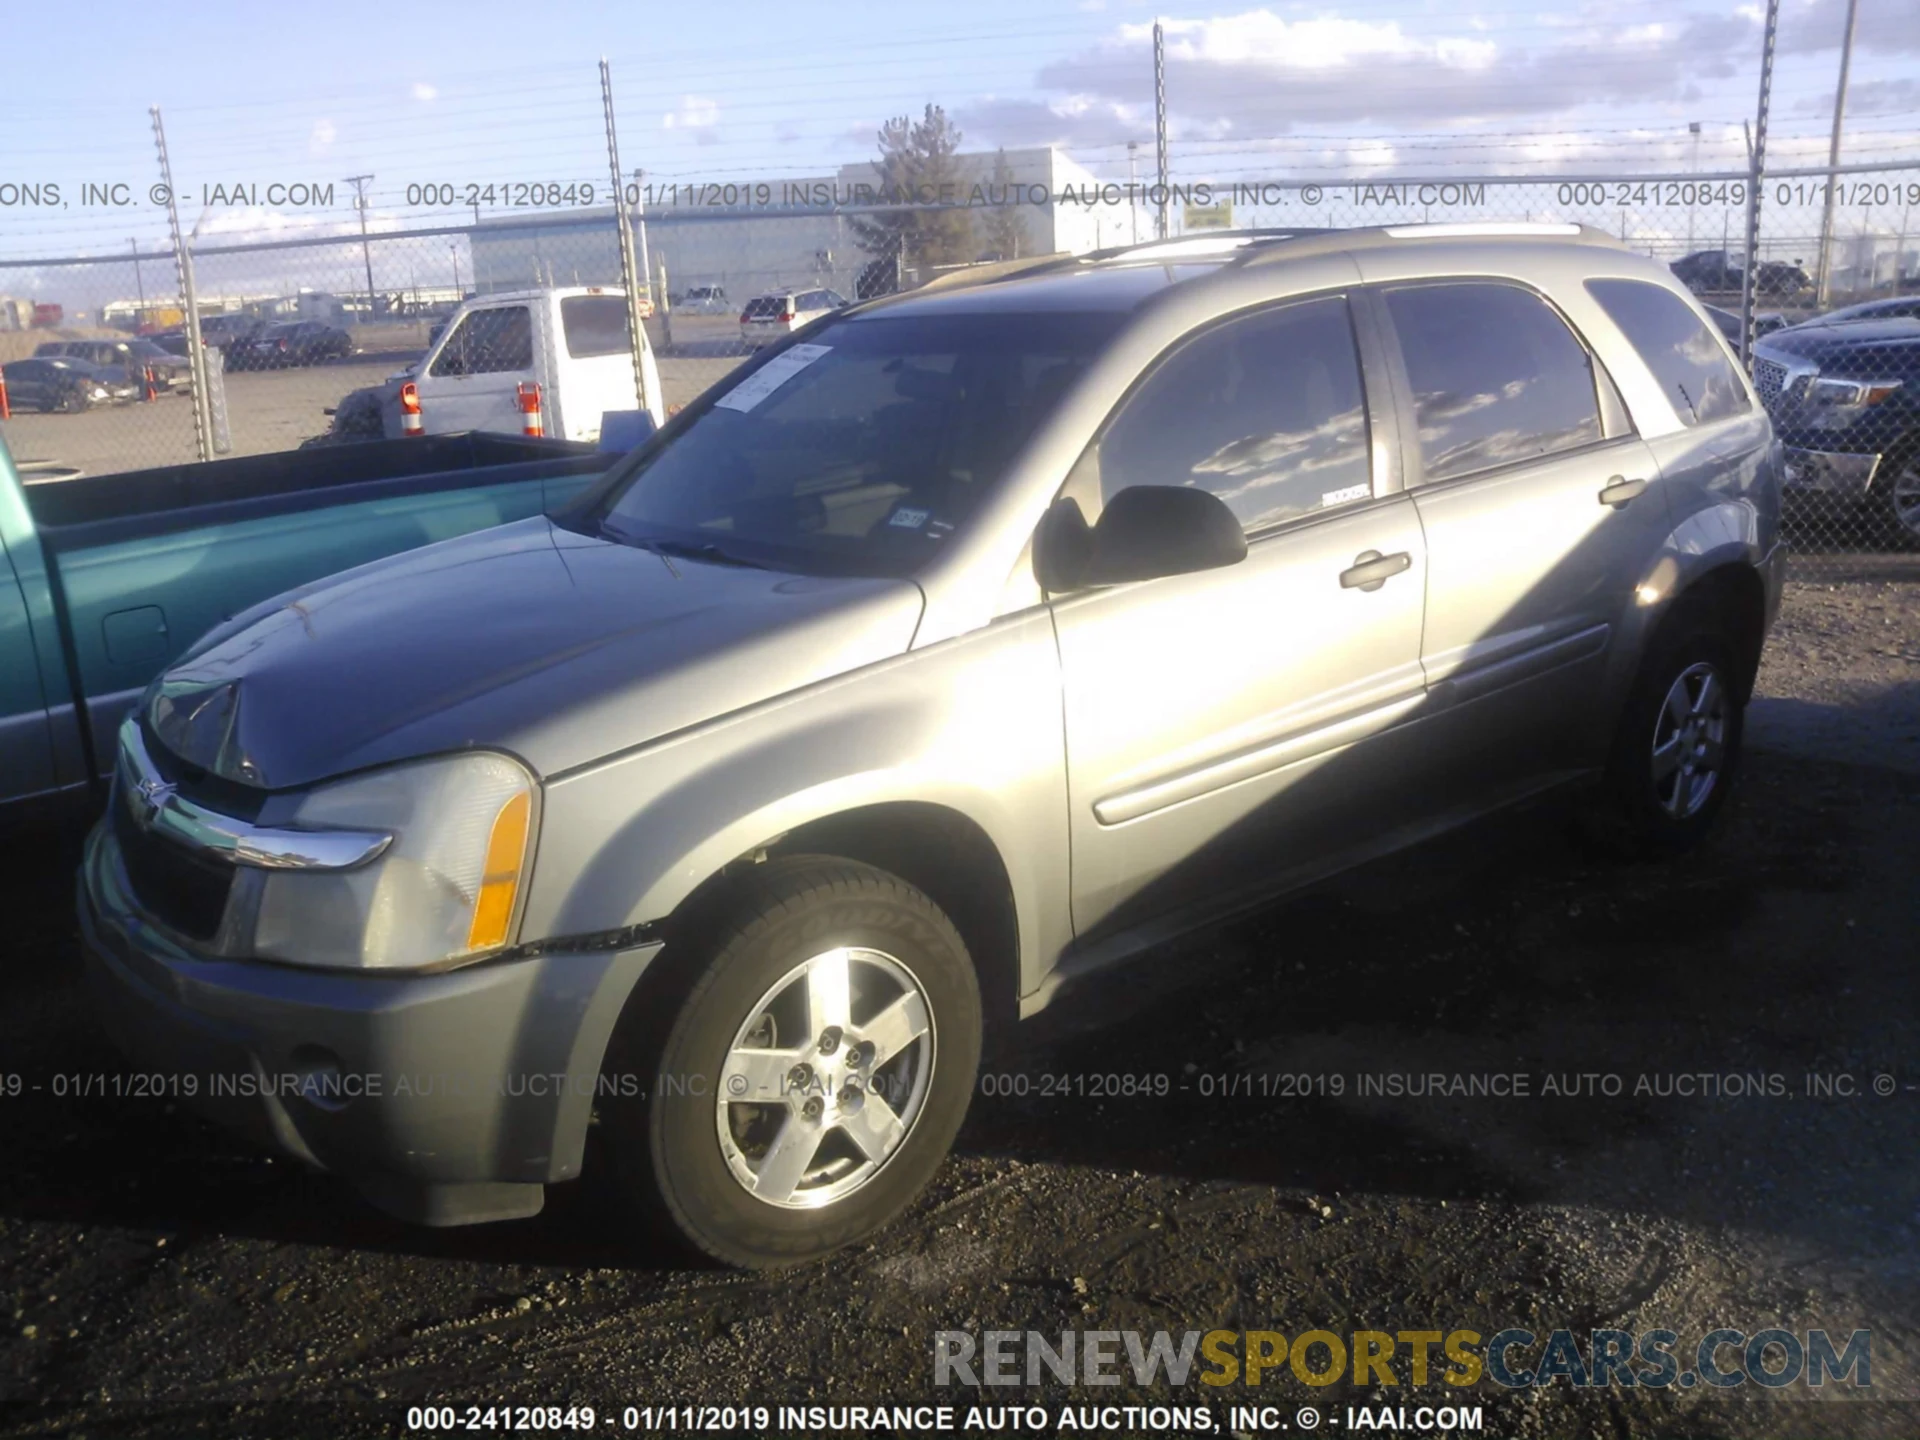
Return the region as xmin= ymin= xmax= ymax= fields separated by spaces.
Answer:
xmin=604 ymin=857 xmax=982 ymax=1268
xmin=1874 ymin=448 xmax=1920 ymax=550
xmin=1590 ymin=618 xmax=1745 ymax=855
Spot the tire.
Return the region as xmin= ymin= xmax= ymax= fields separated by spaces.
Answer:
xmin=1872 ymin=445 xmax=1920 ymax=551
xmin=603 ymin=857 xmax=982 ymax=1268
xmin=1590 ymin=613 xmax=1745 ymax=856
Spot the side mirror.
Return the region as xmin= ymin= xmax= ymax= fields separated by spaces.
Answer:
xmin=599 ymin=409 xmax=659 ymax=452
xmin=1036 ymin=485 xmax=1246 ymax=591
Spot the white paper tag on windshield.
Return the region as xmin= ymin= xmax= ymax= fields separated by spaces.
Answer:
xmin=714 ymin=343 xmax=833 ymax=413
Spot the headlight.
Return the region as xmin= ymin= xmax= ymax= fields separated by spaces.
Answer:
xmin=1807 ymin=376 xmax=1903 ymax=407
xmin=252 ymin=752 xmax=535 ymax=971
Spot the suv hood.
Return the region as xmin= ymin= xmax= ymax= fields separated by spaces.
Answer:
xmin=149 ymin=517 xmax=925 ymax=790
xmin=1762 ymin=317 xmax=1920 ymax=369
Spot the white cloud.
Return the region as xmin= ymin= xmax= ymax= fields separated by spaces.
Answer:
xmin=309 ymin=118 xmax=336 ymax=155
xmin=663 ymin=95 xmax=720 ymax=130
xmin=412 ymin=82 xmax=438 ymax=101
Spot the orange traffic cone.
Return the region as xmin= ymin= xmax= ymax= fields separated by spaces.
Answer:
xmin=142 ymin=365 xmax=158 ymax=402
xmin=517 ymin=381 xmax=544 ymax=437
xmin=400 ymin=381 xmax=425 ymax=437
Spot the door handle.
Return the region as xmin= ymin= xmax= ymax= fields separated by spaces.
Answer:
xmin=1598 ymin=476 xmax=1648 ymax=508
xmin=1339 ymin=549 xmax=1413 ymax=592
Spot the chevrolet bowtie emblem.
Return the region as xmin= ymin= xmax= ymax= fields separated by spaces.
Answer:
xmin=132 ymin=775 xmax=178 ymax=825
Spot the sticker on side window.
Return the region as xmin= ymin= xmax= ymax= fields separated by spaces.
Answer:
xmin=1320 ymin=482 xmax=1371 ymax=508
xmin=714 ymin=343 xmax=832 ymax=413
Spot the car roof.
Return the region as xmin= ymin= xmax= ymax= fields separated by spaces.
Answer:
xmin=860 ymin=223 xmax=1627 ymax=321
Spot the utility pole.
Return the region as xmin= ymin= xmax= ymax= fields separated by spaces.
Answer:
xmin=129 ymin=238 xmax=146 ymax=317
xmin=1814 ymin=0 xmax=1860 ymax=308
xmin=1152 ymin=19 xmax=1170 ymax=239
xmin=1686 ymin=122 xmax=1702 ymax=254
xmin=631 ymin=167 xmax=652 ymax=308
xmin=450 ymin=242 xmax=462 ymax=298
xmin=345 ymin=174 xmax=377 ymax=319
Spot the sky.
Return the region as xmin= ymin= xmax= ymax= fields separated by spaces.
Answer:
xmin=0 ymin=0 xmax=1916 ymax=271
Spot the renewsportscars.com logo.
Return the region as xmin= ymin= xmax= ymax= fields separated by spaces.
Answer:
xmin=933 ymin=1327 xmax=1872 ymax=1390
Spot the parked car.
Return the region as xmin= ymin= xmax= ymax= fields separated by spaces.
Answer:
xmin=1 ymin=357 xmax=135 ymax=411
xmin=228 ymin=320 xmax=355 ymax=369
xmin=332 ymin=286 xmax=665 ymax=442
xmin=1702 ymin=304 xmax=1787 ymax=343
xmin=1751 ymin=260 xmax=1812 ymax=298
xmin=739 ymin=287 xmax=849 ymax=348
xmin=1752 ymin=316 xmax=1920 ymax=545
xmin=36 ymin=338 xmax=191 ymax=393
xmin=200 ymin=312 xmax=272 ymax=351
xmin=80 ymin=225 xmax=1783 ymax=1267
xmin=1671 ymin=249 xmax=1744 ymax=293
xmin=675 ymin=284 xmax=730 ymax=314
xmin=0 ymin=429 xmax=622 ymax=834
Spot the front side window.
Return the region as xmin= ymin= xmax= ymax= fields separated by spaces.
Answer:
xmin=429 ymin=305 xmax=532 ymax=376
xmin=1585 ymin=278 xmax=1750 ymax=427
xmin=594 ymin=311 xmax=1123 ymax=577
xmin=1385 ymin=282 xmax=1603 ymax=483
xmin=1091 ymin=295 xmax=1373 ymax=533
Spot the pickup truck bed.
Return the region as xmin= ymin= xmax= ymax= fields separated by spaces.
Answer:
xmin=2 ymin=432 xmax=615 ymax=831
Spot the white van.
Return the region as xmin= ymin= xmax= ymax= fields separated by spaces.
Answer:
xmin=404 ymin=287 xmax=665 ymax=442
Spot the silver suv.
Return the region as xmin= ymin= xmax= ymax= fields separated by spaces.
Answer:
xmin=82 ymin=226 xmax=1784 ymax=1267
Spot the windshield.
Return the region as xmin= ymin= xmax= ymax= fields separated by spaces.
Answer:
xmin=594 ymin=310 xmax=1122 ymax=577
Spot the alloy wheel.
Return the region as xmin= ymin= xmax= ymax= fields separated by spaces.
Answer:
xmin=1651 ymin=661 xmax=1729 ymax=820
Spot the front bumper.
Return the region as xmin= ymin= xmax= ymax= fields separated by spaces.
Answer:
xmin=78 ymin=822 xmax=662 ymax=1226
xmin=1782 ymin=446 xmax=1882 ymax=496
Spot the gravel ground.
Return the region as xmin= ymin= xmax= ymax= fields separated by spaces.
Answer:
xmin=0 ymin=565 xmax=1915 ymax=1440
xmin=0 ymin=330 xmax=746 ymax=479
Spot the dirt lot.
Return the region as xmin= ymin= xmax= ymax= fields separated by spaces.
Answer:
xmin=0 ymin=563 xmax=1915 ymax=1440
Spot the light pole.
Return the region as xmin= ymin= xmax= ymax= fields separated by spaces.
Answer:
xmin=450 ymin=242 xmax=462 ymax=298
xmin=1127 ymin=140 xmax=1140 ymax=244
xmin=129 ymin=238 xmax=147 ymax=324
xmin=1815 ymin=0 xmax=1861 ymax=307
xmin=631 ymin=167 xmax=652 ymax=307
xmin=1687 ymin=121 xmax=1702 ymax=255
xmin=346 ymin=173 xmax=377 ymax=318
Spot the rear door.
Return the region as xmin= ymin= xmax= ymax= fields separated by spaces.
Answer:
xmin=1051 ymin=294 xmax=1431 ymax=941
xmin=1378 ymin=280 xmax=1668 ymax=795
xmin=415 ymin=303 xmax=535 ymax=434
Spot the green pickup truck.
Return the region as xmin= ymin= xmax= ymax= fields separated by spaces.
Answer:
xmin=1 ymin=432 xmax=621 ymax=834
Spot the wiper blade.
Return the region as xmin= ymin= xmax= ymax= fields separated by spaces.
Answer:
xmin=598 ymin=519 xmax=680 ymax=578
xmin=648 ymin=538 xmax=769 ymax=570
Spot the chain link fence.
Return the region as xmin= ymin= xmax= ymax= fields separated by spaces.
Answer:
xmin=3 ymin=164 xmax=1915 ymax=563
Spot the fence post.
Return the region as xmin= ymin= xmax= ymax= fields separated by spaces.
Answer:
xmin=1737 ymin=0 xmax=1780 ymax=368
xmin=1153 ymin=18 xmax=1170 ymax=240
xmin=599 ymin=58 xmax=657 ymax=420
xmin=150 ymin=105 xmax=214 ymax=463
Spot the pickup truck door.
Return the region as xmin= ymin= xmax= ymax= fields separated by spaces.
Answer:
xmin=1049 ymin=295 xmax=1430 ymax=943
xmin=0 ymin=528 xmax=58 ymax=810
xmin=415 ymin=303 xmax=535 ymax=434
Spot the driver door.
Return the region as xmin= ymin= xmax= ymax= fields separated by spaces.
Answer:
xmin=1049 ymin=295 xmax=1431 ymax=941
xmin=415 ymin=303 xmax=535 ymax=434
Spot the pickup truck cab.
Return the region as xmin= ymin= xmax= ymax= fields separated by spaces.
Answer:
xmin=1752 ymin=316 xmax=1920 ymax=545
xmin=380 ymin=287 xmax=665 ymax=442
xmin=82 ymin=227 xmax=1784 ymax=1268
xmin=1 ymin=432 xmax=614 ymax=833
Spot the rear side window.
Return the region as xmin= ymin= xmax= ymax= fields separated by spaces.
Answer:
xmin=1585 ymin=279 xmax=1750 ymax=427
xmin=743 ymin=296 xmax=785 ymax=320
xmin=1094 ymin=295 xmax=1373 ymax=533
xmin=1385 ymin=283 xmax=1603 ymax=483
xmin=429 ymin=305 xmax=533 ymax=376
xmin=561 ymin=295 xmax=631 ymax=358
